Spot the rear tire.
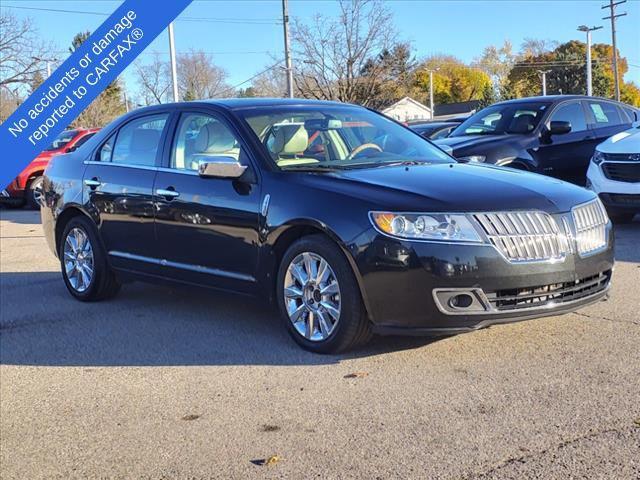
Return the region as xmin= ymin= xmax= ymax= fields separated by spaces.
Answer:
xmin=26 ymin=176 xmax=44 ymax=209
xmin=60 ymin=216 xmax=120 ymax=301
xmin=276 ymin=235 xmax=372 ymax=354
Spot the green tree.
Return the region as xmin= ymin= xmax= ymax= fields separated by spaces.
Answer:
xmin=415 ymin=56 xmax=492 ymax=105
xmin=68 ymin=31 xmax=125 ymax=127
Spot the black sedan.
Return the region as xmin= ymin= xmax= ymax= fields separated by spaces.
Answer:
xmin=436 ymin=95 xmax=639 ymax=185
xmin=408 ymin=120 xmax=461 ymax=140
xmin=41 ymin=99 xmax=614 ymax=353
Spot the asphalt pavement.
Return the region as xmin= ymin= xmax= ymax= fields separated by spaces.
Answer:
xmin=1 ymin=209 xmax=639 ymax=479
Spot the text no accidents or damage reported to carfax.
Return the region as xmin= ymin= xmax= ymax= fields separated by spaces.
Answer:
xmin=6 ymin=10 xmax=142 ymax=147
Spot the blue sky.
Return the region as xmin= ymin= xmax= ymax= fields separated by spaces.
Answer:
xmin=2 ymin=0 xmax=639 ymax=98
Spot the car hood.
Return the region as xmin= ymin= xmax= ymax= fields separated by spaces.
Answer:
xmin=596 ymin=127 xmax=640 ymax=154
xmin=310 ymin=163 xmax=595 ymax=214
xmin=434 ymin=134 xmax=515 ymax=150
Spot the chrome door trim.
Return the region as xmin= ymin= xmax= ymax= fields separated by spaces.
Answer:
xmin=108 ymin=251 xmax=255 ymax=282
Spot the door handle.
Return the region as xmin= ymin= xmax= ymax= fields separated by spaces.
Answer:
xmin=84 ymin=178 xmax=101 ymax=189
xmin=156 ymin=187 xmax=180 ymax=199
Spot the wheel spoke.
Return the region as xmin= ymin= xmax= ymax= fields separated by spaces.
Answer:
xmin=320 ymin=281 xmax=339 ymax=296
xmin=65 ymin=261 xmax=75 ymax=276
xmin=317 ymin=309 xmax=332 ymax=337
xmin=302 ymin=253 xmax=317 ymax=282
xmin=66 ymin=235 xmax=78 ymax=254
xmin=290 ymin=263 xmax=308 ymax=286
xmin=289 ymin=304 xmax=306 ymax=323
xmin=321 ymin=301 xmax=340 ymax=321
xmin=316 ymin=258 xmax=329 ymax=285
xmin=284 ymin=286 xmax=303 ymax=299
xmin=306 ymin=311 xmax=315 ymax=339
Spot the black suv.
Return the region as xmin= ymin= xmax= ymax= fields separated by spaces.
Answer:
xmin=42 ymin=99 xmax=614 ymax=353
xmin=436 ymin=95 xmax=639 ymax=185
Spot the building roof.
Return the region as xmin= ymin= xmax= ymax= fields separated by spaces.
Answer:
xmin=381 ymin=96 xmax=432 ymax=114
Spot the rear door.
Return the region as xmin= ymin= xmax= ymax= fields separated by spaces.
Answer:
xmin=585 ymin=99 xmax=633 ymax=146
xmin=83 ymin=112 xmax=170 ymax=273
xmin=536 ymin=100 xmax=593 ymax=185
xmin=152 ymin=109 xmax=262 ymax=293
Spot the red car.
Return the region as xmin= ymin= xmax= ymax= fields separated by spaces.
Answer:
xmin=1 ymin=128 xmax=99 ymax=208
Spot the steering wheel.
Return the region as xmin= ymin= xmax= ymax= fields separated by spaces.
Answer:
xmin=347 ymin=143 xmax=382 ymax=160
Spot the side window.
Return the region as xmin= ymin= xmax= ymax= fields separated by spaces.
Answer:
xmin=111 ymin=114 xmax=168 ymax=167
xmin=171 ymin=113 xmax=240 ymax=170
xmin=550 ymin=102 xmax=587 ymax=132
xmin=623 ymin=106 xmax=638 ymax=122
xmin=587 ymin=101 xmax=624 ymax=127
xmin=73 ymin=132 xmax=96 ymax=149
xmin=98 ymin=135 xmax=115 ymax=162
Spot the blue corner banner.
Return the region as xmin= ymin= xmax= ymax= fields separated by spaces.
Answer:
xmin=0 ymin=0 xmax=193 ymax=189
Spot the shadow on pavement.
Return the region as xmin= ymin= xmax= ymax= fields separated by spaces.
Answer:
xmin=612 ymin=219 xmax=640 ymax=264
xmin=0 ymin=271 xmax=437 ymax=367
xmin=0 ymin=207 xmax=41 ymax=225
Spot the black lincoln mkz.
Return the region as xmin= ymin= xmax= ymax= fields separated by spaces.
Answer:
xmin=42 ymin=99 xmax=614 ymax=353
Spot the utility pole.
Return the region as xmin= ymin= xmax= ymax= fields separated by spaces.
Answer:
xmin=602 ymin=0 xmax=626 ymax=101
xmin=32 ymin=56 xmax=58 ymax=79
xmin=578 ymin=25 xmax=603 ymax=96
xmin=426 ymin=68 xmax=439 ymax=119
xmin=168 ymin=22 xmax=179 ymax=102
xmin=537 ymin=70 xmax=551 ymax=96
xmin=282 ymin=0 xmax=294 ymax=98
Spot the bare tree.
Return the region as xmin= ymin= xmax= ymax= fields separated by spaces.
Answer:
xmin=250 ymin=61 xmax=289 ymax=97
xmin=177 ymin=50 xmax=231 ymax=100
xmin=134 ymin=53 xmax=171 ymax=105
xmin=0 ymin=12 xmax=52 ymax=90
xmin=291 ymin=0 xmax=397 ymax=106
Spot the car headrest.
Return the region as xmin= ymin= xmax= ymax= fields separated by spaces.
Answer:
xmin=130 ymin=129 xmax=160 ymax=153
xmin=509 ymin=114 xmax=536 ymax=134
xmin=271 ymin=125 xmax=308 ymax=155
xmin=194 ymin=122 xmax=236 ymax=154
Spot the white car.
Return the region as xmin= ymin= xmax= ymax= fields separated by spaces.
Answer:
xmin=587 ymin=123 xmax=640 ymax=223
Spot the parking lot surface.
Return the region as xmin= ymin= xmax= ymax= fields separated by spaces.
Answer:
xmin=1 ymin=209 xmax=639 ymax=479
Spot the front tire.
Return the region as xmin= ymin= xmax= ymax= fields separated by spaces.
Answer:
xmin=26 ymin=176 xmax=44 ymax=209
xmin=60 ymin=216 xmax=120 ymax=301
xmin=276 ymin=235 xmax=372 ymax=354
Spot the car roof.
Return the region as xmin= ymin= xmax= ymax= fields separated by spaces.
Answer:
xmin=493 ymin=95 xmax=619 ymax=106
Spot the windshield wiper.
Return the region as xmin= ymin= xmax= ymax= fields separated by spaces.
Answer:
xmin=280 ymin=164 xmax=342 ymax=172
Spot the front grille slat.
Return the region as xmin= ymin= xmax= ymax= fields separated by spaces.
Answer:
xmin=474 ymin=211 xmax=566 ymax=262
xmin=571 ymin=199 xmax=608 ymax=256
xmin=485 ymin=271 xmax=611 ymax=311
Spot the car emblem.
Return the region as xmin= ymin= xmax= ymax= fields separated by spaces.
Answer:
xmin=630 ymin=154 xmax=640 ymax=162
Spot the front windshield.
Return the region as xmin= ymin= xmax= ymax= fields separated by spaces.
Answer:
xmin=450 ymin=102 xmax=551 ymax=137
xmin=45 ymin=130 xmax=78 ymax=151
xmin=238 ymin=105 xmax=453 ymax=170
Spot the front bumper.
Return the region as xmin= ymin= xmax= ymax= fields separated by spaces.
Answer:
xmin=356 ymin=227 xmax=614 ymax=334
xmin=587 ymin=162 xmax=640 ymax=213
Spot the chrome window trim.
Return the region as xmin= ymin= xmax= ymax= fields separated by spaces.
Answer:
xmin=108 ymin=251 xmax=255 ymax=282
xmin=83 ymin=160 xmax=158 ymax=172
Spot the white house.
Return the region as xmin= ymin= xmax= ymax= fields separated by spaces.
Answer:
xmin=381 ymin=97 xmax=432 ymax=122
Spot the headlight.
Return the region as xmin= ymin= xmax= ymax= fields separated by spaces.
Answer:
xmin=592 ymin=150 xmax=605 ymax=165
xmin=370 ymin=212 xmax=483 ymax=242
xmin=457 ymin=155 xmax=486 ymax=163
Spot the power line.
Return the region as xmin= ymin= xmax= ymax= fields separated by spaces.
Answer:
xmin=1 ymin=4 xmax=281 ymax=24
xmin=218 ymin=60 xmax=285 ymax=96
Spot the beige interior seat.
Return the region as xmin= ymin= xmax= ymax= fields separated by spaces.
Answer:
xmin=271 ymin=124 xmax=318 ymax=166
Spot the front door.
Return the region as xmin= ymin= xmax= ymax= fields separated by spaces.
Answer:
xmin=153 ymin=110 xmax=262 ymax=294
xmin=536 ymin=100 xmax=593 ymax=185
xmin=84 ymin=112 xmax=170 ymax=273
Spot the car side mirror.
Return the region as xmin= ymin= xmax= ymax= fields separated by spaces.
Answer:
xmin=197 ymin=156 xmax=247 ymax=179
xmin=65 ymin=146 xmax=78 ymax=153
xmin=549 ymin=121 xmax=572 ymax=135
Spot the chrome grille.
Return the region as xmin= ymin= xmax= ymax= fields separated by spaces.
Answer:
xmin=473 ymin=211 xmax=568 ymax=262
xmin=571 ymin=199 xmax=609 ymax=256
xmin=485 ymin=271 xmax=611 ymax=311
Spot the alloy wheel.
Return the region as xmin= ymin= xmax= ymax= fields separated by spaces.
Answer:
xmin=63 ymin=227 xmax=94 ymax=293
xmin=283 ymin=252 xmax=341 ymax=341
xmin=32 ymin=179 xmax=44 ymax=206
